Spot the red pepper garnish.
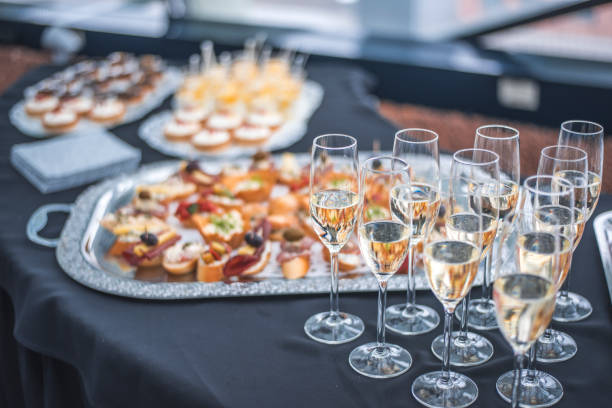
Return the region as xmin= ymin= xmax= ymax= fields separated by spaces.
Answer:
xmin=288 ymin=174 xmax=309 ymax=192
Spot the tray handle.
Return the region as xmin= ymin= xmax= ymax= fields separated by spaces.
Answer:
xmin=26 ymin=203 xmax=74 ymax=248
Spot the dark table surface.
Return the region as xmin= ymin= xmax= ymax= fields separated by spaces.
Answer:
xmin=1 ymin=63 xmax=611 ymax=408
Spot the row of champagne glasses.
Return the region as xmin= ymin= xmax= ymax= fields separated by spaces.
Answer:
xmin=305 ymin=119 xmax=603 ymax=407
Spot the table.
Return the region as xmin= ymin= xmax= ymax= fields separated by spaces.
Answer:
xmin=1 ymin=63 xmax=611 ymax=408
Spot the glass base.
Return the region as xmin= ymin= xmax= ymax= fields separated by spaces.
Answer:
xmin=431 ymin=331 xmax=494 ymax=367
xmin=535 ymin=329 xmax=576 ymax=363
xmin=553 ymin=292 xmax=592 ymax=322
xmin=304 ymin=311 xmax=364 ymax=345
xmin=454 ymin=298 xmax=498 ymax=330
xmin=496 ymin=369 xmax=563 ymax=407
xmin=348 ymin=342 xmax=412 ymax=379
xmin=412 ymin=371 xmax=478 ymax=408
xmin=385 ymin=303 xmax=440 ymax=336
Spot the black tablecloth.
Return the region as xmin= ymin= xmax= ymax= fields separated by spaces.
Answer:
xmin=1 ymin=64 xmax=611 ymax=408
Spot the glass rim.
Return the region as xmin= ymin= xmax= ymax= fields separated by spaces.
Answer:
xmin=394 ymin=128 xmax=439 ymax=144
xmin=475 ymin=124 xmax=519 ymax=140
xmin=561 ymin=120 xmax=604 ymax=136
xmin=523 ymin=174 xmax=575 ymax=196
xmin=540 ymin=145 xmax=588 ymax=163
xmin=362 ymin=155 xmax=410 ymax=175
xmin=313 ymin=133 xmax=357 ymax=150
xmin=453 ymin=148 xmax=500 ymax=166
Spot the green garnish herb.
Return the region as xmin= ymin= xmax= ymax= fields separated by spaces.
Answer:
xmin=187 ymin=203 xmax=199 ymax=214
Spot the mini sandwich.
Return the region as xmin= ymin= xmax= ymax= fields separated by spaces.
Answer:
xmin=277 ymin=228 xmax=314 ymax=279
xmin=163 ymin=118 xmax=201 ymax=141
xmin=88 ymin=97 xmax=126 ymax=124
xmin=268 ymin=194 xmax=299 ymax=215
xmin=196 ymin=242 xmax=231 ymax=282
xmin=232 ymin=172 xmax=275 ymax=203
xmin=121 ymin=229 xmax=181 ymax=268
xmin=322 ymin=239 xmax=361 ymax=271
xmin=191 ymin=129 xmax=231 ymax=151
xmin=267 ymin=213 xmax=300 ymax=241
xmin=178 ymin=161 xmax=218 ymax=189
xmin=277 ymin=153 xmax=309 ymax=191
xmin=136 ymin=177 xmax=197 ymax=205
xmin=102 ymin=215 xmax=168 ymax=255
xmin=174 ymin=198 xmax=219 ymax=228
xmin=162 ymin=241 xmax=206 ymax=275
xmin=41 ymin=107 xmax=79 ymax=133
xmin=223 ymin=220 xmax=271 ymax=277
xmin=192 ymin=209 xmax=248 ymax=249
xmin=205 ymin=185 xmax=245 ymax=210
xmin=233 ymin=125 xmax=271 ymax=146
xmin=24 ymin=89 xmax=59 ymax=116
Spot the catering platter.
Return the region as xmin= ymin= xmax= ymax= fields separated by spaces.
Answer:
xmin=55 ymin=153 xmax=505 ymax=300
xmin=138 ymin=80 xmax=323 ymax=159
xmin=10 ymin=53 xmax=183 ymax=138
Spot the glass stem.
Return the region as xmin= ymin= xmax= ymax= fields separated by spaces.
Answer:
xmin=459 ymin=291 xmax=470 ymax=340
xmin=526 ymin=345 xmax=537 ymax=383
xmin=482 ymin=250 xmax=492 ymax=302
xmin=405 ymin=244 xmax=416 ymax=310
xmin=376 ymin=280 xmax=388 ymax=353
xmin=511 ymin=352 xmax=525 ymax=408
xmin=441 ymin=309 xmax=453 ymax=385
xmin=329 ymin=249 xmax=340 ymax=318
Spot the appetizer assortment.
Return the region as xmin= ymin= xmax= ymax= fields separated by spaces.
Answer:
xmin=100 ymin=152 xmax=366 ymax=283
xmin=163 ymin=40 xmax=308 ymax=152
xmin=16 ymin=52 xmax=180 ymax=136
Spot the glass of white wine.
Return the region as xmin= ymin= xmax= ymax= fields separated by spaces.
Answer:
xmin=555 ymin=120 xmax=604 ymax=322
xmin=349 ymin=156 xmax=413 ymax=378
xmin=536 ymin=145 xmax=588 ymax=362
xmin=431 ymin=149 xmax=500 ymax=368
xmin=386 ymin=128 xmax=441 ymax=336
xmin=305 ymin=134 xmax=364 ymax=344
xmin=459 ymin=125 xmax=520 ymax=331
xmin=412 ymin=176 xmax=484 ymax=408
xmin=496 ymin=178 xmax=575 ymax=407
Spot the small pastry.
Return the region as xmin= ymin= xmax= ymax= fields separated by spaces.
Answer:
xmin=121 ymin=229 xmax=181 ymax=268
xmin=60 ymin=92 xmax=93 ymax=116
xmin=24 ymin=89 xmax=59 ymax=116
xmin=174 ymin=198 xmax=219 ymax=228
xmin=88 ymin=97 xmax=126 ymax=124
xmin=164 ymin=119 xmax=201 ymax=141
xmin=162 ymin=242 xmax=206 ymax=275
xmin=196 ymin=242 xmax=231 ymax=282
xmin=268 ymin=194 xmax=299 ymax=215
xmin=206 ymin=185 xmax=245 ymax=210
xmin=277 ymin=228 xmax=314 ymax=279
xmin=136 ymin=177 xmax=197 ymax=204
xmin=322 ymin=239 xmax=361 ymax=271
xmin=192 ymin=129 xmax=231 ymax=151
xmin=223 ymin=220 xmax=271 ymax=277
xmin=178 ymin=161 xmax=218 ymax=188
xmin=192 ymin=209 xmax=247 ymax=248
xmin=233 ymin=172 xmax=274 ymax=203
xmin=233 ymin=125 xmax=271 ymax=146
xmin=41 ymin=107 xmax=79 ymax=133
xmin=174 ymin=105 xmax=210 ymax=124
xmin=130 ymin=189 xmax=169 ymax=219
xmin=246 ymin=109 xmax=283 ymax=130
xmin=206 ymin=110 xmax=243 ymax=132
xmin=278 ymin=153 xmax=309 ymax=190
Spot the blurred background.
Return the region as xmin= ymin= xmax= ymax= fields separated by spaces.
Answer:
xmin=1 ymin=0 xmax=610 ymax=186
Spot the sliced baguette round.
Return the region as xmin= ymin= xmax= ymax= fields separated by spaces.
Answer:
xmin=281 ymin=255 xmax=309 ymax=279
xmin=162 ymin=258 xmax=197 ymax=275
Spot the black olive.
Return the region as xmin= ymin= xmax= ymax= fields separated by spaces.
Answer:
xmin=245 ymin=232 xmax=263 ymax=247
xmin=138 ymin=190 xmax=151 ymax=200
xmin=140 ymin=232 xmax=158 ymax=246
xmin=283 ymin=228 xmax=304 ymax=242
xmin=252 ymin=151 xmax=268 ymax=162
xmin=185 ymin=161 xmax=200 ymax=173
xmin=372 ymin=159 xmax=382 ymax=170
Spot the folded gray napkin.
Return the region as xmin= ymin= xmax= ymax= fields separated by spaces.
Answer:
xmin=11 ymin=130 xmax=141 ymax=193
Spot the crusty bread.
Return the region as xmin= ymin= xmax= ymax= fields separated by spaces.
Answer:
xmin=281 ymin=255 xmax=309 ymax=279
xmin=162 ymin=258 xmax=197 ymax=275
xmin=196 ymin=255 xmax=228 ymax=282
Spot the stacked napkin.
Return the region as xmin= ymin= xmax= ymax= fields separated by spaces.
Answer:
xmin=11 ymin=131 xmax=141 ymax=193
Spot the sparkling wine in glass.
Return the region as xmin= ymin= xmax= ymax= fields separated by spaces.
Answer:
xmin=412 ymin=176 xmax=484 ymax=408
xmin=304 ymin=134 xmax=364 ymax=344
xmin=349 ymin=156 xmax=414 ymax=378
xmin=386 ymin=128 xmax=441 ymax=336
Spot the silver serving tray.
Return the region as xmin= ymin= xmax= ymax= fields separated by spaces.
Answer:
xmin=55 ymin=155 xmax=498 ymax=300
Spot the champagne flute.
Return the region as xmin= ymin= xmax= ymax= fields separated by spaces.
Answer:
xmin=459 ymin=125 xmax=520 ymax=330
xmin=386 ymin=129 xmax=441 ymax=336
xmin=431 ymin=149 xmax=500 ymax=367
xmin=412 ymin=176 xmax=484 ymax=408
xmin=305 ymin=134 xmax=364 ymax=344
xmin=496 ymin=176 xmax=574 ymax=407
xmin=554 ymin=120 xmax=604 ymax=322
xmin=536 ymin=145 xmax=588 ymax=362
xmin=493 ymin=273 xmax=556 ymax=408
xmin=349 ymin=156 xmax=413 ymax=378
